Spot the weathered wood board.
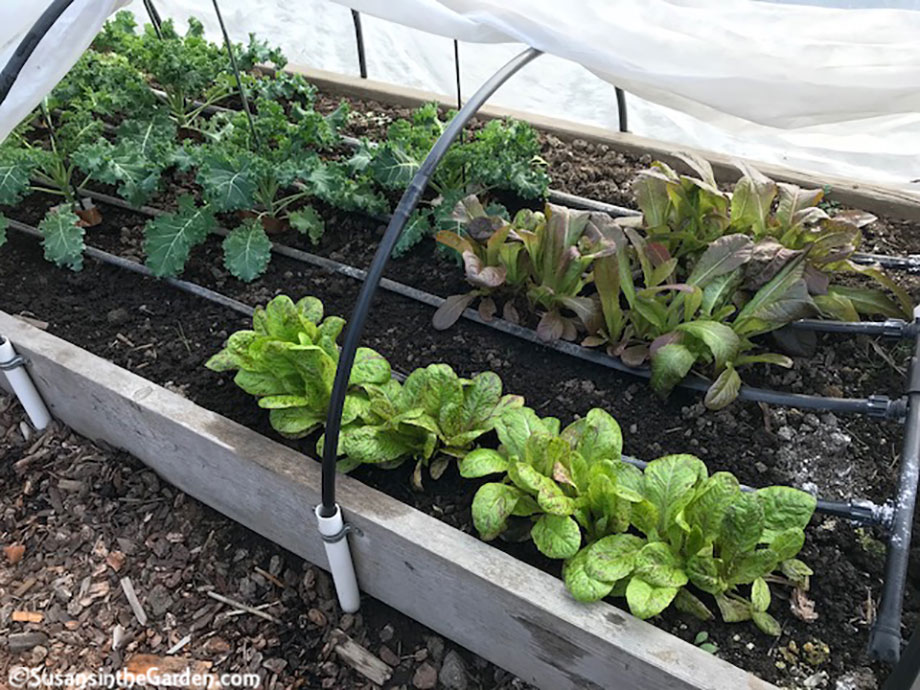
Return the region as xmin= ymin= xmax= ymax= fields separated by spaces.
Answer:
xmin=0 ymin=311 xmax=776 ymax=690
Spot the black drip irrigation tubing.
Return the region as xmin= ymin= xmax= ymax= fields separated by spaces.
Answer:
xmin=79 ymin=187 xmax=910 ymax=422
xmin=5 ymin=219 xmax=253 ymax=318
xmin=851 ymin=251 xmax=920 ymax=275
xmin=5 ymin=195 xmax=910 ymax=654
xmin=869 ymin=306 xmax=920 ymax=663
xmin=620 ymin=454 xmax=890 ymax=528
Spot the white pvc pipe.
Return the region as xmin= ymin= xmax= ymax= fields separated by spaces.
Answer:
xmin=0 ymin=335 xmax=51 ymax=431
xmin=314 ymin=504 xmax=361 ymax=613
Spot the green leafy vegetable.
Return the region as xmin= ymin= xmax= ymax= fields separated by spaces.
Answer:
xmin=143 ymin=195 xmax=215 ymax=277
xmin=39 ymin=207 xmax=84 ymax=271
xmin=206 ymin=295 xmax=389 ymax=441
xmin=222 ymin=218 xmax=272 ymax=282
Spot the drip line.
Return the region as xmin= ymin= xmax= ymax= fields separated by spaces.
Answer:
xmin=77 ymin=187 xmax=909 ymax=421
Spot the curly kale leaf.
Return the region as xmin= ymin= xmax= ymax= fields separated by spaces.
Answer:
xmin=39 ymin=207 xmax=85 ymax=271
xmin=223 ymin=218 xmax=272 ymax=282
xmin=143 ymin=196 xmax=215 ymax=277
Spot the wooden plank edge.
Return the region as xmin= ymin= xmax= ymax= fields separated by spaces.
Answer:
xmin=0 ymin=310 xmax=776 ymax=690
xmin=291 ymin=64 xmax=920 ymax=222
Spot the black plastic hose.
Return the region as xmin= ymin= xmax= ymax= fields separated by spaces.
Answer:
xmin=6 ymin=219 xmax=254 ymax=318
xmin=351 ymin=10 xmax=367 ymax=79
xmin=0 ymin=0 xmax=76 ymax=108
xmin=615 ymin=87 xmax=628 ymax=133
xmin=787 ymin=318 xmax=918 ymax=339
xmin=142 ymin=0 xmax=164 ymax=39
xmin=869 ymin=307 xmax=920 ymax=663
xmin=852 ymin=252 xmax=920 ymax=274
xmin=211 ymin=0 xmax=259 ymax=149
xmin=320 ymin=48 xmax=542 ymax=516
xmin=882 ymin=622 xmax=920 ymax=688
xmin=543 ymin=188 xmax=639 ymax=218
xmin=621 ymin=455 xmax=889 ymax=528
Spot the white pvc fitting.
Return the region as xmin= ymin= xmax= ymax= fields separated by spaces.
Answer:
xmin=315 ymin=504 xmax=361 ymax=613
xmin=0 ymin=336 xmax=51 ymax=431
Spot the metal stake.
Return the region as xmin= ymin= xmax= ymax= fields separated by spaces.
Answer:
xmin=615 ymin=87 xmax=628 ymax=132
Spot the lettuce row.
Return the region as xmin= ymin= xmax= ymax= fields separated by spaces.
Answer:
xmin=438 ymin=156 xmax=910 ymax=409
xmin=208 ymin=295 xmax=815 ymax=633
xmin=205 ymin=295 xmax=522 ymax=486
xmin=463 ymin=406 xmax=815 ymax=634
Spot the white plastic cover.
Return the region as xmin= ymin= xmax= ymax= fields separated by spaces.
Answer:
xmin=329 ymin=0 xmax=920 ymax=188
xmin=336 ymin=0 xmax=920 ymax=129
xmin=0 ymin=0 xmax=129 ymax=143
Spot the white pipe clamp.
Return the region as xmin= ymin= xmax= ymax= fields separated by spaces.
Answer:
xmin=0 ymin=336 xmax=51 ymax=431
xmin=315 ymin=504 xmax=361 ymax=613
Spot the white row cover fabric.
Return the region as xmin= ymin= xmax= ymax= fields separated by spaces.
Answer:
xmin=335 ymin=0 xmax=920 ymax=130
xmin=326 ymin=0 xmax=920 ymax=189
xmin=0 ymin=0 xmax=129 ymax=143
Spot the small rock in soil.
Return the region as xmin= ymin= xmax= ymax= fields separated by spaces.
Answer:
xmin=439 ymin=650 xmax=469 ymax=690
xmin=412 ymin=662 xmax=438 ymax=689
xmin=379 ymin=623 xmax=395 ymax=642
xmin=269 ymin=554 xmax=283 ymax=576
xmin=238 ymin=576 xmax=257 ymax=600
xmin=835 ymin=668 xmax=877 ymax=690
xmin=29 ymin=645 xmax=49 ymax=664
xmin=263 ymin=658 xmax=287 ymax=674
xmin=379 ymin=644 xmax=400 ymax=667
xmin=307 ymin=608 xmax=327 ymax=627
xmin=146 ymin=583 xmax=173 ymax=618
xmin=107 ymin=307 xmax=129 ymax=324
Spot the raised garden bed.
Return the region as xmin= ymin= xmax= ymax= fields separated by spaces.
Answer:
xmin=0 ymin=208 xmax=913 ymax=688
xmin=0 ymin=311 xmax=773 ymax=690
xmin=3 ymin=15 xmax=920 ymax=690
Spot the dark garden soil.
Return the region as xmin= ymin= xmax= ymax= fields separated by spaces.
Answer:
xmin=313 ymin=90 xmax=920 ymax=258
xmin=1 ymin=180 xmax=918 ymax=688
xmin=0 ymin=393 xmax=533 ymax=690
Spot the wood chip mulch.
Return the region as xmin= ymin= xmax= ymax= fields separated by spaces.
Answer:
xmin=0 ymin=394 xmax=532 ymax=690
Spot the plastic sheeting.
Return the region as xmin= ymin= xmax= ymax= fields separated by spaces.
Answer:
xmin=329 ymin=0 xmax=920 ymax=188
xmin=126 ymin=0 xmax=920 ymax=188
xmin=335 ymin=1 xmax=920 ymax=129
xmin=0 ymin=0 xmax=128 ymax=143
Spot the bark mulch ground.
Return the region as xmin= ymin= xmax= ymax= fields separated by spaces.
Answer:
xmin=0 ymin=393 xmax=533 ymax=690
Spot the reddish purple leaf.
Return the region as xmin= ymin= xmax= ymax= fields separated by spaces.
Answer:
xmin=621 ymin=344 xmax=649 ymax=367
xmin=432 ymin=293 xmax=475 ymax=330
